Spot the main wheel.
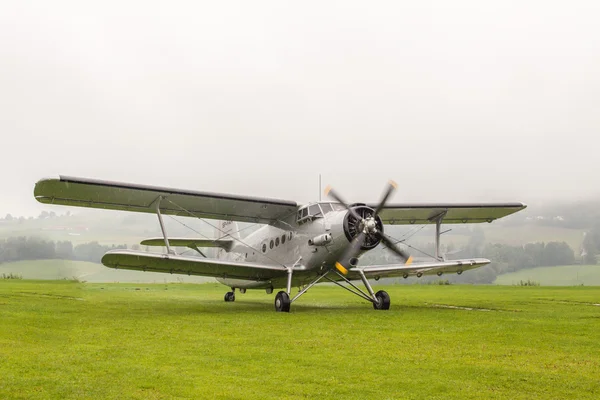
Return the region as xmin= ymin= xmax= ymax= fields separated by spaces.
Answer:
xmin=274 ymin=291 xmax=291 ymax=312
xmin=373 ymin=290 xmax=390 ymax=310
xmin=224 ymin=291 xmax=235 ymax=302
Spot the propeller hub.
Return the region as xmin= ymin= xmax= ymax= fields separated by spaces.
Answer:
xmin=343 ymin=206 xmax=383 ymax=250
xmin=364 ymin=217 xmax=378 ymax=234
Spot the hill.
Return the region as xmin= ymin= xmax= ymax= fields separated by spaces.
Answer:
xmin=0 ymin=259 xmax=213 ymax=283
xmin=494 ymin=264 xmax=600 ymax=286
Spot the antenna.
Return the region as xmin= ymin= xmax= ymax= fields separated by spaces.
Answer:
xmin=318 ymin=173 xmax=322 ymax=201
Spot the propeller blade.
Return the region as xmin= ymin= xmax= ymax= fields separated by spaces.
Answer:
xmin=324 ymin=185 xmax=363 ymax=221
xmin=373 ymin=180 xmax=397 ymax=216
xmin=377 ymin=232 xmax=413 ymax=265
xmin=334 ymin=231 xmax=366 ymax=275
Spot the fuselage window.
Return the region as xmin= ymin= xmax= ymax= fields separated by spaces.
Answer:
xmin=275 ymin=237 xmax=280 ymax=247
xmin=270 ymin=240 xmax=274 ymax=249
xmin=262 ymin=244 xmax=267 ymax=253
xmin=281 ymin=234 xmax=286 ymax=244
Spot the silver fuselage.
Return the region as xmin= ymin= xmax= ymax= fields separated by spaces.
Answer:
xmin=217 ymin=209 xmax=360 ymax=289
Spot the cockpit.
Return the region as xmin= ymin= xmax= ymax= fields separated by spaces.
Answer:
xmin=297 ymin=202 xmax=346 ymax=224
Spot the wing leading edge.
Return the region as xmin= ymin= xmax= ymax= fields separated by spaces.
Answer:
xmin=34 ymin=176 xmax=298 ymax=225
xmin=349 ymin=258 xmax=490 ymax=280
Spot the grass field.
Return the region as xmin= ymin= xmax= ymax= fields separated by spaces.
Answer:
xmin=1 ymin=280 xmax=598 ymax=399
xmin=494 ymin=265 xmax=600 ymax=286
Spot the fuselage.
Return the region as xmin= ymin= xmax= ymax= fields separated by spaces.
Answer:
xmin=217 ymin=205 xmax=363 ymax=290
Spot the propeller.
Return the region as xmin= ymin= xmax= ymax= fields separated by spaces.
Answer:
xmin=326 ymin=181 xmax=413 ymax=275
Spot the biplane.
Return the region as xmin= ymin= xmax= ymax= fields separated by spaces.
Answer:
xmin=34 ymin=176 xmax=526 ymax=312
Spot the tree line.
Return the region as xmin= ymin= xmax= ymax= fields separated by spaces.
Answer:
xmin=454 ymin=241 xmax=576 ymax=284
xmin=0 ymin=236 xmax=127 ymax=264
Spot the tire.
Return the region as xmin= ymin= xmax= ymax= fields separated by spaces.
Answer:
xmin=274 ymin=291 xmax=291 ymax=312
xmin=373 ymin=290 xmax=390 ymax=310
xmin=224 ymin=292 xmax=235 ymax=302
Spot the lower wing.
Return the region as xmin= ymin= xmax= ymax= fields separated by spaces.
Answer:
xmin=101 ymin=250 xmax=287 ymax=281
xmin=349 ymin=258 xmax=490 ymax=279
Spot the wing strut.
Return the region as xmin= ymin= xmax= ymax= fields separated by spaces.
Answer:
xmin=155 ymin=196 xmax=175 ymax=255
xmin=430 ymin=210 xmax=447 ymax=261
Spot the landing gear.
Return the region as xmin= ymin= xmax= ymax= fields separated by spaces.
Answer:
xmin=275 ymin=269 xmax=392 ymax=312
xmin=274 ymin=291 xmax=291 ymax=312
xmin=224 ymin=291 xmax=235 ymax=302
xmin=373 ymin=290 xmax=390 ymax=310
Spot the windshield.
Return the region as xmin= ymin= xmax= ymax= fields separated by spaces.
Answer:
xmin=308 ymin=204 xmax=322 ymax=217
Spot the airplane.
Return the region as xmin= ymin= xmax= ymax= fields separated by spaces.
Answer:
xmin=34 ymin=176 xmax=526 ymax=312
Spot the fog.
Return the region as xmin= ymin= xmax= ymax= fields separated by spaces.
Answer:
xmin=1 ymin=1 xmax=599 ymax=217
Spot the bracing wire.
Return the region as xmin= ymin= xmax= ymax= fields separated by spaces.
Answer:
xmin=164 ymin=198 xmax=289 ymax=268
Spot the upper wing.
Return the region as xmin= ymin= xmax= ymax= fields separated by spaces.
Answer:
xmin=101 ymin=249 xmax=287 ymax=280
xmin=34 ymin=176 xmax=298 ymax=225
xmin=369 ymin=203 xmax=527 ymax=224
xmin=348 ymin=258 xmax=490 ymax=280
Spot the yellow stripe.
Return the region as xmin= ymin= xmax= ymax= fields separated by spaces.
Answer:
xmin=405 ymin=256 xmax=413 ymax=266
xmin=324 ymin=185 xmax=332 ymax=195
xmin=335 ymin=262 xmax=348 ymax=275
xmin=389 ymin=180 xmax=398 ymax=189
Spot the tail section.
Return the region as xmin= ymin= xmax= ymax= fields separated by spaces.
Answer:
xmin=215 ymin=220 xmax=240 ymax=260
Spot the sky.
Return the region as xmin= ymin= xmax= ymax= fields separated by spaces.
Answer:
xmin=1 ymin=0 xmax=599 ymax=217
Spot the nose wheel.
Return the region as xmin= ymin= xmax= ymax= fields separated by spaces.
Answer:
xmin=373 ymin=290 xmax=390 ymax=310
xmin=224 ymin=291 xmax=235 ymax=302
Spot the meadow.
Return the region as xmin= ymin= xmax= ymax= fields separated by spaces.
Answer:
xmin=0 ymin=280 xmax=598 ymax=399
xmin=0 ymin=260 xmax=212 ymax=284
xmin=494 ymin=264 xmax=600 ymax=286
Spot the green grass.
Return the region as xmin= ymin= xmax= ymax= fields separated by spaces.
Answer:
xmin=1 ymin=281 xmax=598 ymax=399
xmin=494 ymin=264 xmax=600 ymax=286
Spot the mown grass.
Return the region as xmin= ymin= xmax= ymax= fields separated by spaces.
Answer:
xmin=494 ymin=264 xmax=600 ymax=286
xmin=0 ymin=280 xmax=598 ymax=399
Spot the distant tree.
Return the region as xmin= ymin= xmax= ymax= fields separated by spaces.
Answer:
xmin=465 ymin=227 xmax=486 ymax=257
xmin=56 ymin=241 xmax=74 ymax=259
xmin=583 ymin=223 xmax=600 ymax=264
xmin=4 ymin=214 xmax=13 ymax=221
xmin=74 ymin=242 xmax=128 ymax=263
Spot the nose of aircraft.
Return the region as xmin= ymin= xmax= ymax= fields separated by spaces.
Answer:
xmin=325 ymin=181 xmax=412 ymax=275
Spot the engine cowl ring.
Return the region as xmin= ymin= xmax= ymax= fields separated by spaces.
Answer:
xmin=343 ymin=206 xmax=384 ymax=250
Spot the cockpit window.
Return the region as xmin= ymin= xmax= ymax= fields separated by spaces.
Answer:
xmin=320 ymin=203 xmax=333 ymax=213
xmin=308 ymin=204 xmax=322 ymax=218
xmin=331 ymin=203 xmax=346 ymax=211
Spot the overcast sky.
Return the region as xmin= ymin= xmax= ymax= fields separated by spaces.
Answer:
xmin=1 ymin=1 xmax=599 ymax=216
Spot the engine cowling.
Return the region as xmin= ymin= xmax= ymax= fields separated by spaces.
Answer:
xmin=343 ymin=205 xmax=383 ymax=250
